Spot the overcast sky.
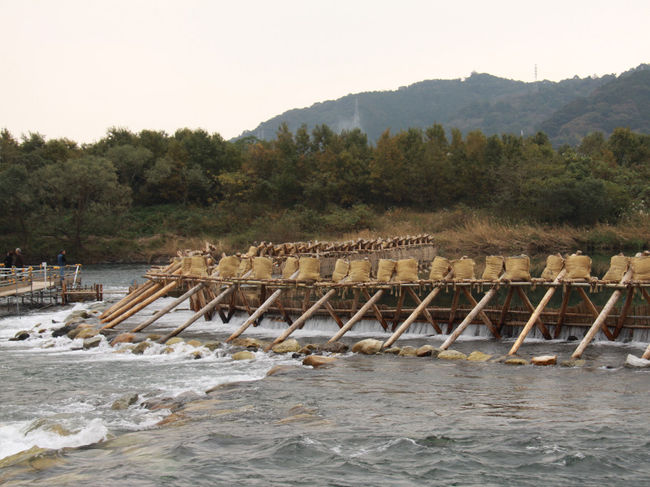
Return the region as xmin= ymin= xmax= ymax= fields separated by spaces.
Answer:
xmin=1 ymin=0 xmax=648 ymax=143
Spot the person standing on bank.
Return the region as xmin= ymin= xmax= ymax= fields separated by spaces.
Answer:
xmin=57 ymin=250 xmax=66 ymax=281
xmin=13 ymin=248 xmax=24 ymax=268
xmin=3 ymin=250 xmax=13 ymax=268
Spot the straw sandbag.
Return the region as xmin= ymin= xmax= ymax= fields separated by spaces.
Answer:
xmin=452 ymin=258 xmax=475 ymax=280
xmin=282 ymin=257 xmax=299 ymax=279
xmin=238 ymin=257 xmax=252 ymax=277
xmin=246 ymin=245 xmax=258 ymax=257
xmin=297 ymin=257 xmax=320 ymax=281
xmin=429 ymin=256 xmax=451 ymax=280
xmin=252 ymin=257 xmax=273 ymax=279
xmin=395 ymin=259 xmax=418 ymax=282
xmin=482 ymin=256 xmax=504 ymax=281
xmin=349 ymin=259 xmax=371 ymax=282
xmin=182 ymin=256 xmax=207 ymax=277
xmin=541 ymin=254 xmax=564 ymax=280
xmin=631 ymin=255 xmax=650 ymax=281
xmin=331 ymin=259 xmax=349 ymax=283
xmin=504 ymin=255 xmax=531 ymax=281
xmin=565 ymin=254 xmax=591 ymax=280
xmin=217 ymin=255 xmax=240 ymax=278
xmin=377 ymin=259 xmax=396 ymax=282
xmin=601 ymin=255 xmax=629 ymax=282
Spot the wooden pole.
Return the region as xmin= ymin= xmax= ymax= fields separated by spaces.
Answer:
xmin=101 ymin=280 xmax=179 ymax=330
xmin=460 ymin=288 xmax=500 ymax=338
xmin=159 ymin=286 xmax=236 ymax=343
xmin=225 ymin=271 xmax=298 ymax=342
xmin=100 ymin=282 xmax=161 ymax=322
xmin=508 ymin=269 xmax=566 ymax=355
xmin=129 ymin=283 xmax=205 ymax=333
xmin=553 ymin=285 xmax=572 ymax=338
xmin=440 ymin=276 xmax=504 ymax=350
xmin=264 ymin=288 xmax=338 ymax=351
xmin=383 ymin=285 xmax=445 ymax=348
xmin=328 ymin=289 xmax=385 ymax=343
xmin=406 ymin=287 xmax=442 ymax=333
xmin=572 ymin=266 xmax=634 ymax=359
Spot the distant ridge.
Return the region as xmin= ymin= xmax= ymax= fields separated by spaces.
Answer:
xmin=237 ymin=64 xmax=650 ymax=145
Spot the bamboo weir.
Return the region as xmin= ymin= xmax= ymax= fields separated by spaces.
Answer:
xmin=100 ymin=236 xmax=650 ymax=361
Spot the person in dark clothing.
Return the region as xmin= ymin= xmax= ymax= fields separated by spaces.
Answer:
xmin=57 ymin=250 xmax=66 ymax=281
xmin=13 ymin=248 xmax=24 ymax=267
xmin=3 ymin=251 xmax=13 ymax=268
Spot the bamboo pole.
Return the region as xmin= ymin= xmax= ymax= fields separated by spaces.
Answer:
xmin=328 ymin=289 xmax=385 ymax=343
xmin=508 ymin=269 xmax=566 ymax=355
xmin=264 ymin=288 xmax=338 ymax=351
xmin=225 ymin=270 xmax=299 ymax=342
xmin=100 ymin=282 xmax=162 ymax=323
xmin=572 ymin=265 xmax=635 ymax=359
xmin=440 ymin=275 xmax=504 ymax=350
xmin=101 ymin=280 xmax=179 ymax=330
xmin=383 ymin=286 xmax=444 ymax=348
xmin=129 ymin=283 xmax=205 ymax=333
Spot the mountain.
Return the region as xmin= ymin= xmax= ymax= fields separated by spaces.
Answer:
xmin=238 ymin=65 xmax=650 ymax=145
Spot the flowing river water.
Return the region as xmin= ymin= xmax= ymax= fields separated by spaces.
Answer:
xmin=1 ymin=265 xmax=649 ymax=486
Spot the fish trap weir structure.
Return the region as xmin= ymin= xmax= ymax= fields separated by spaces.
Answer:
xmin=100 ymin=237 xmax=650 ymax=360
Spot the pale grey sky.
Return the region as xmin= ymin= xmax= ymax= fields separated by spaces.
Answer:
xmin=1 ymin=0 xmax=648 ymax=143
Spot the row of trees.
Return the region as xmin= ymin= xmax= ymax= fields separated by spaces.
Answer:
xmin=1 ymin=123 xmax=649 ymax=254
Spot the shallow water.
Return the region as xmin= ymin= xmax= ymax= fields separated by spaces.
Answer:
xmin=1 ymin=266 xmax=649 ymax=485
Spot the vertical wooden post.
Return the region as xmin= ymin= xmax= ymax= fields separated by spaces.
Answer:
xmin=497 ymin=287 xmax=515 ymax=333
xmin=446 ymin=288 xmax=460 ymax=333
xmin=612 ymin=287 xmax=635 ymax=339
xmin=554 ymin=285 xmax=571 ymax=338
xmin=392 ymin=287 xmax=405 ymax=331
xmin=328 ymin=289 xmax=385 ymax=343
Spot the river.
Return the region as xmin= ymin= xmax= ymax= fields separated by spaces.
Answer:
xmin=1 ymin=265 xmax=649 ymax=486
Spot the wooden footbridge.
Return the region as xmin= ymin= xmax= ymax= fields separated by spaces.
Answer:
xmin=100 ymin=236 xmax=650 ymax=360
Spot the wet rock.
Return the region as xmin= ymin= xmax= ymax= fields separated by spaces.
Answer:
xmin=52 ymin=324 xmax=75 ymax=337
xmin=111 ymin=393 xmax=139 ymax=410
xmin=190 ymin=351 xmax=203 ymax=360
xmin=110 ymin=333 xmax=136 ymax=346
xmin=146 ymin=334 xmax=162 ymax=342
xmin=383 ymin=347 xmax=402 ymax=355
xmin=416 ymin=345 xmax=440 ymax=357
xmin=156 ymin=412 xmax=187 ymax=427
xmin=467 ymin=351 xmax=492 ymax=362
xmin=162 ymin=346 xmax=175 ymax=354
xmin=351 ymin=338 xmax=383 ymax=355
xmin=316 ymin=342 xmax=348 ymax=354
xmin=625 ymin=354 xmax=650 ymax=368
xmin=398 ymin=346 xmax=418 ymax=357
xmin=204 ymin=341 xmax=221 ymax=351
xmin=272 ymin=339 xmax=301 ymax=354
xmin=531 ymin=355 xmax=557 ymax=366
xmin=83 ymin=336 xmax=102 ymax=349
xmin=560 ymin=359 xmax=586 ymax=367
xmin=132 ymin=341 xmax=153 ymax=355
xmin=175 ymin=391 xmax=202 ymax=404
xmin=9 ymin=330 xmax=30 ymax=341
xmin=0 ymin=446 xmax=49 ymax=469
xmin=437 ymin=350 xmax=467 ymax=360
xmin=186 ymin=339 xmax=202 ymax=348
xmin=298 ymin=346 xmax=314 ymax=355
xmin=504 ymin=357 xmax=528 ymax=366
xmin=303 ymin=355 xmax=337 ymax=367
xmin=75 ymin=327 xmax=99 ymax=340
xmin=232 ymin=350 xmax=255 ymax=361
xmin=489 ymin=355 xmax=509 ymax=363
xmin=67 ymin=324 xmax=93 ymax=339
xmin=165 ymin=337 xmax=184 ymax=346
xmin=65 ymin=310 xmax=91 ymax=322
xmin=567 ymin=335 xmax=579 ymax=341
xmin=266 ymin=365 xmax=300 ymax=376
xmin=230 ymin=337 xmax=265 ymax=349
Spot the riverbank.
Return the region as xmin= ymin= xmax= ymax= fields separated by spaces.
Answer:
xmin=3 ymin=207 xmax=648 ymax=265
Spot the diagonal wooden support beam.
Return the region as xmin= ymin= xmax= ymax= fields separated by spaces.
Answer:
xmin=405 ymin=287 xmax=442 ymax=334
xmin=363 ymin=288 xmax=389 ymax=331
xmin=514 ymin=286 xmax=552 ymax=339
xmin=328 ymin=289 xmax=385 ymax=343
xmin=392 ymin=287 xmax=406 ymax=331
xmin=554 ymin=285 xmax=572 ymax=338
xmin=498 ymin=287 xmax=515 ymax=333
xmin=576 ymin=287 xmax=614 ymax=340
xmin=130 ymin=283 xmax=205 ymax=333
xmin=612 ymin=287 xmax=635 ymax=339
xmin=460 ymin=287 xmax=500 ymax=339
xmin=446 ymin=288 xmax=461 ymax=334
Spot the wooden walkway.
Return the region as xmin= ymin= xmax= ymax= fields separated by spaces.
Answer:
xmin=0 ymin=280 xmax=56 ymax=298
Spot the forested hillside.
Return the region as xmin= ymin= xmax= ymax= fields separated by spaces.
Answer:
xmin=240 ymin=65 xmax=650 ymax=146
xmin=1 ymin=121 xmax=649 ymax=262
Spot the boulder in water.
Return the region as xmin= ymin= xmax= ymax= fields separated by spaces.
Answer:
xmin=83 ymin=336 xmax=102 ymax=349
xmin=351 ymin=339 xmax=383 ymax=355
xmin=52 ymin=324 xmax=75 ymax=337
xmin=316 ymin=342 xmax=348 ymax=354
xmin=398 ymin=346 xmax=418 ymax=357
xmin=75 ymin=327 xmax=99 ymax=340
xmin=504 ymin=357 xmax=528 ymax=366
xmin=232 ymin=350 xmax=255 ymax=361
xmin=165 ymin=337 xmax=184 ymax=346
xmin=272 ymin=339 xmax=301 ymax=354
xmin=560 ymin=359 xmax=586 ymax=367
xmin=186 ymin=339 xmax=202 ymax=348
xmin=266 ymin=365 xmax=300 ymax=376
xmin=531 ymin=355 xmax=557 ymax=366
xmin=110 ymin=333 xmax=136 ymax=346
xmin=231 ymin=337 xmax=265 ymax=349
xmin=9 ymin=330 xmax=30 ymax=341
xmin=111 ymin=393 xmax=139 ymax=410
xmin=467 ymin=351 xmax=492 ymax=362
xmin=437 ymin=350 xmax=467 ymax=360
xmin=303 ymin=355 xmax=337 ymax=367
xmin=204 ymin=341 xmax=221 ymax=351
xmin=383 ymin=347 xmax=401 ymax=355
xmin=625 ymin=354 xmax=650 ymax=368
xmin=146 ymin=334 xmax=162 ymax=342
xmin=132 ymin=341 xmax=153 ymax=355
xmin=416 ymin=345 xmax=440 ymax=357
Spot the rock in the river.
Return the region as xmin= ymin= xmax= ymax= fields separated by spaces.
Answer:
xmin=110 ymin=333 xmax=136 ymax=346
xmin=232 ymin=350 xmax=255 ymax=361
xmin=111 ymin=393 xmax=139 ymax=410
xmin=398 ymin=346 xmax=418 ymax=357
xmin=186 ymin=339 xmax=202 ymax=348
xmin=271 ymin=339 xmax=301 ymax=354
xmin=467 ymin=351 xmax=492 ymax=362
xmin=383 ymin=347 xmax=402 ymax=355
xmin=52 ymin=324 xmax=75 ymax=337
xmin=351 ymin=339 xmax=383 ymax=355
xmin=560 ymin=359 xmax=586 ymax=367
xmin=531 ymin=355 xmax=557 ymax=366
xmin=83 ymin=336 xmax=102 ymax=349
xmin=9 ymin=330 xmax=30 ymax=341
xmin=266 ymin=365 xmax=299 ymax=376
xmin=504 ymin=357 xmax=528 ymax=366
xmin=230 ymin=337 xmax=265 ymax=349
xmin=204 ymin=341 xmax=221 ymax=351
xmin=316 ymin=342 xmax=348 ymax=354
xmin=75 ymin=327 xmax=99 ymax=340
xmin=437 ymin=350 xmax=467 ymax=360
xmin=146 ymin=334 xmax=162 ymax=342
xmin=625 ymin=354 xmax=650 ymax=368
xmin=165 ymin=337 xmax=184 ymax=346
xmin=416 ymin=345 xmax=440 ymax=357
xmin=302 ymin=355 xmax=337 ymax=367
xmin=132 ymin=341 xmax=153 ymax=355
xmin=298 ymin=346 xmax=314 ymax=355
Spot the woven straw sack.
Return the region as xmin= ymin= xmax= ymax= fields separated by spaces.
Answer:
xmin=253 ymin=257 xmax=273 ymax=279
xmin=565 ymin=254 xmax=591 ymax=280
xmin=238 ymin=257 xmax=252 ymax=277
xmin=297 ymin=257 xmax=320 ymax=281
xmin=601 ymin=255 xmax=629 ymax=282
xmin=395 ymin=259 xmax=418 ymax=282
xmin=377 ymin=259 xmax=396 ymax=282
xmin=349 ymin=259 xmax=371 ymax=282
xmin=331 ymin=259 xmax=349 ymax=283
xmin=482 ymin=256 xmax=504 ymax=280
xmin=452 ymin=258 xmax=475 ymax=280
xmin=504 ymin=255 xmax=531 ymax=281
xmin=282 ymin=257 xmax=299 ymax=279
xmin=631 ymin=255 xmax=650 ymax=281
xmin=541 ymin=254 xmax=563 ymax=280
xmin=429 ymin=256 xmax=451 ymax=280
xmin=218 ymin=255 xmax=240 ymax=278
